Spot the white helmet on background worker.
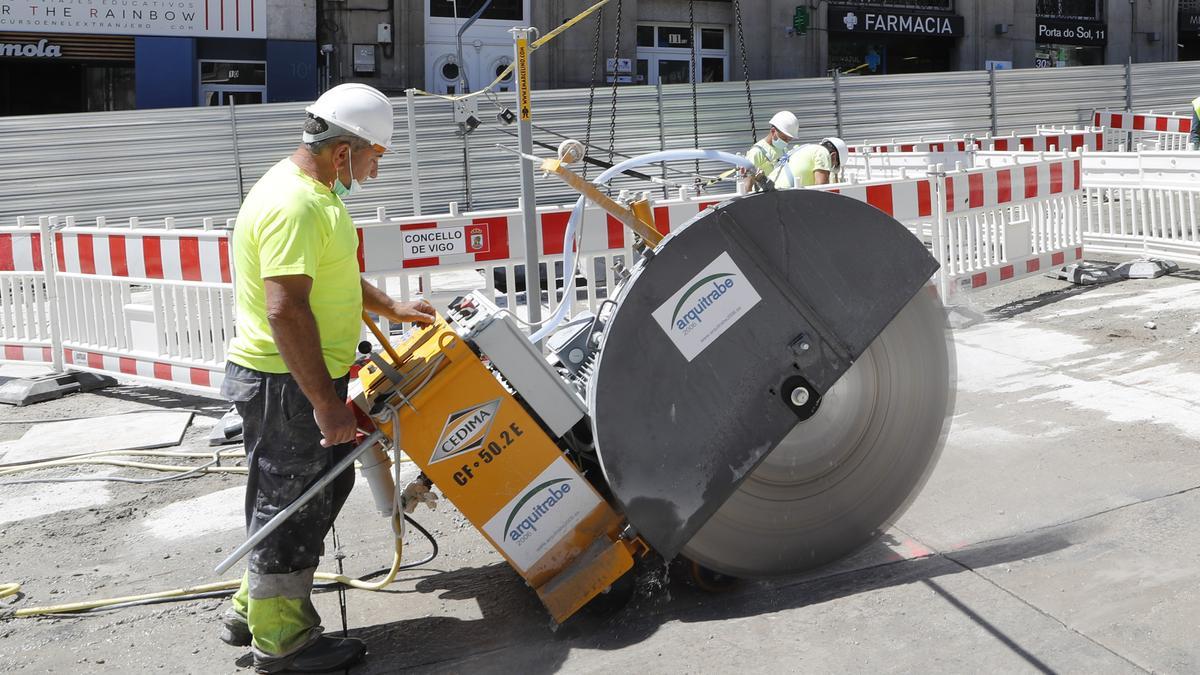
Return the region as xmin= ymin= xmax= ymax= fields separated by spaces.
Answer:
xmin=820 ymin=137 xmax=849 ymax=168
xmin=304 ymin=83 xmax=395 ymax=151
xmin=769 ymin=111 xmax=800 ymax=141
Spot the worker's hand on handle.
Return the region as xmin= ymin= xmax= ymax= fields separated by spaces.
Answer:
xmin=379 ymin=298 xmax=436 ymax=327
xmin=315 ymin=400 xmax=359 ymax=448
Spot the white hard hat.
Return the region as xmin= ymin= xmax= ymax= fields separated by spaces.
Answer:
xmin=821 ymin=137 xmax=849 ymax=166
xmin=769 ymin=110 xmax=800 ymax=140
xmin=304 ymin=83 xmax=394 ymax=151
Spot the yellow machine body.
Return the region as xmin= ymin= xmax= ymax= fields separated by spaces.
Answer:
xmin=355 ymin=317 xmax=642 ymax=623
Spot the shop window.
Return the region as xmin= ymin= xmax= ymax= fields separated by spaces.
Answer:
xmin=658 ymin=26 xmax=693 ymax=49
xmin=637 ymin=25 xmax=655 ymax=48
xmin=199 ymin=60 xmax=267 ymax=106
xmin=1034 ymin=45 xmax=1104 ymax=68
xmin=838 ymin=0 xmax=954 ymax=9
xmin=701 ymin=29 xmax=724 ymax=50
xmin=1035 ymin=0 xmax=1103 ymax=20
xmin=429 ymin=0 xmax=523 ymax=21
xmin=635 ymin=24 xmax=728 ymax=86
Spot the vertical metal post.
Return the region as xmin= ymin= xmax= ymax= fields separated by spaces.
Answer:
xmin=833 ymin=69 xmax=843 ymax=139
xmin=1125 ymin=58 xmax=1134 ymax=150
xmin=656 ymin=80 xmax=668 ymax=200
xmin=463 ymin=133 xmax=474 ymax=211
xmin=405 ymin=89 xmax=423 ymax=216
xmin=229 ymin=99 xmax=245 ymax=203
xmin=930 ymin=169 xmax=949 ymax=302
xmin=512 ymin=27 xmax=542 ymax=334
xmin=988 ymin=66 xmax=998 ymax=136
xmin=38 ymin=216 xmax=63 ymax=373
xmin=1125 ymin=58 xmax=1133 ymax=110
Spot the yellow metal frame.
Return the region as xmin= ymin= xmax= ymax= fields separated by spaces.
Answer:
xmin=357 ymin=316 xmax=646 ymax=623
xmin=540 ymin=158 xmax=665 ymax=247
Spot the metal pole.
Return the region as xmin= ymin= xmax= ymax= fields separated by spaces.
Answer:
xmin=405 ymin=89 xmax=423 ymax=216
xmin=656 ymin=79 xmax=668 ymax=200
xmin=988 ymin=66 xmax=998 ymax=136
xmin=229 ymin=99 xmax=245 ymax=203
xmin=214 ymin=430 xmax=386 ymax=575
xmin=1125 ymin=58 xmax=1134 ymax=149
xmin=463 ymin=132 xmax=473 ymax=211
xmin=512 ymin=26 xmax=542 ymax=336
xmin=38 ymin=216 xmax=63 ymax=373
xmin=833 ymin=69 xmax=843 ymax=139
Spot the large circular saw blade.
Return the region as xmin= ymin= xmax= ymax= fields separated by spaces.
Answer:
xmin=587 ymin=188 xmax=951 ymax=572
xmin=680 ymin=287 xmax=954 ymax=577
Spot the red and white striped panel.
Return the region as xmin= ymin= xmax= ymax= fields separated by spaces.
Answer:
xmin=944 ymin=157 xmax=1082 ymax=214
xmin=953 ymin=246 xmax=1084 ymax=296
xmin=816 ymin=177 xmax=936 ymax=223
xmin=0 ymin=343 xmax=53 ymax=364
xmin=63 ymin=347 xmax=223 ymax=392
xmin=851 ymin=140 xmax=969 ymax=154
xmin=55 ymin=230 xmax=232 ymax=284
xmin=1094 ymin=110 xmax=1193 ymax=135
xmin=985 ymin=130 xmax=1102 ymax=153
xmin=0 ymin=230 xmax=45 ymax=273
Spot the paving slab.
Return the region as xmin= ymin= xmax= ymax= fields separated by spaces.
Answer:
xmin=962 ymin=488 xmax=1200 ymax=674
xmin=0 ymin=410 xmax=193 ymax=463
xmin=897 ymin=280 xmax=1200 ymax=551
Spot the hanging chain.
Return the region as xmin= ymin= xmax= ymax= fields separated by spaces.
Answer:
xmin=582 ymin=7 xmax=604 ymax=180
xmin=688 ymin=0 xmax=700 ymax=180
xmin=733 ymin=0 xmax=756 ymax=143
xmin=607 ymin=0 xmax=623 ymax=170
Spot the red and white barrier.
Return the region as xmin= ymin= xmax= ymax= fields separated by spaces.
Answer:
xmin=1082 ymin=151 xmax=1200 ymax=265
xmin=938 ymin=154 xmax=1084 ymax=298
xmin=49 ymin=218 xmax=234 ymax=393
xmin=1093 ymin=110 xmax=1193 ymax=151
xmin=983 ymin=128 xmax=1103 ymax=153
xmin=5 ymin=151 xmax=1096 ymax=393
xmin=0 ymin=218 xmax=58 ymax=369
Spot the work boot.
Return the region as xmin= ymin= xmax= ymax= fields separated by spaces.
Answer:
xmin=253 ymin=634 xmax=367 ymax=674
xmin=219 ymin=608 xmax=252 ymax=647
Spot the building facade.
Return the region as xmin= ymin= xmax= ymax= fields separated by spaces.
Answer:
xmin=0 ymin=0 xmax=318 ymax=116
xmin=321 ymin=0 xmax=1182 ymax=95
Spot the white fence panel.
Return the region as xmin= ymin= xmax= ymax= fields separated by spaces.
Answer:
xmin=52 ymin=218 xmax=233 ymax=393
xmin=938 ymin=153 xmax=1084 ymax=299
xmin=1082 ymin=151 xmax=1200 ymax=265
xmin=0 ymin=217 xmax=59 ymax=369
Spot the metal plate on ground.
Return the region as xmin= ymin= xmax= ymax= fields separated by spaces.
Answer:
xmin=0 ymin=411 xmax=193 ymax=464
xmin=587 ymin=189 xmax=943 ymax=563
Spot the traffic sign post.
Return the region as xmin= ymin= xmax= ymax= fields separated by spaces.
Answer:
xmin=511 ymin=26 xmax=541 ymax=336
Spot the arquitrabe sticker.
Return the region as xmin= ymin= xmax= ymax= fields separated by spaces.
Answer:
xmin=651 ymin=251 xmax=762 ymax=361
xmin=482 ymin=457 xmax=602 ymax=572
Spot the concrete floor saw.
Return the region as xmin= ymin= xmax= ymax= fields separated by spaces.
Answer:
xmin=348 ymin=175 xmax=955 ymax=622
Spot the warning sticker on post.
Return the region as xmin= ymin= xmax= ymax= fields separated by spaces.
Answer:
xmin=402 ymin=225 xmax=491 ymax=259
xmin=516 ymin=37 xmax=531 ymax=121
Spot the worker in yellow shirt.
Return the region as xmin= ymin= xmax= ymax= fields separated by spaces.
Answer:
xmin=770 ymin=137 xmax=849 ymax=188
xmin=742 ymin=110 xmax=799 ymax=191
xmin=219 ymin=83 xmax=435 ymax=674
xmin=1190 ymin=95 xmax=1199 ymax=151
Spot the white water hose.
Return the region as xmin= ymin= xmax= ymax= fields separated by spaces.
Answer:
xmin=528 ymin=149 xmax=756 ymax=344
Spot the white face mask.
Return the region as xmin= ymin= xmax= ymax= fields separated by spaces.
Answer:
xmin=332 ymin=147 xmax=364 ymax=199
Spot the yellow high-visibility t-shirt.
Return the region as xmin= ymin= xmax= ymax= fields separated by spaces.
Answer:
xmin=771 ymin=144 xmax=833 ymax=188
xmin=226 ymin=159 xmax=363 ymax=377
xmin=745 ymin=138 xmax=784 ymax=175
